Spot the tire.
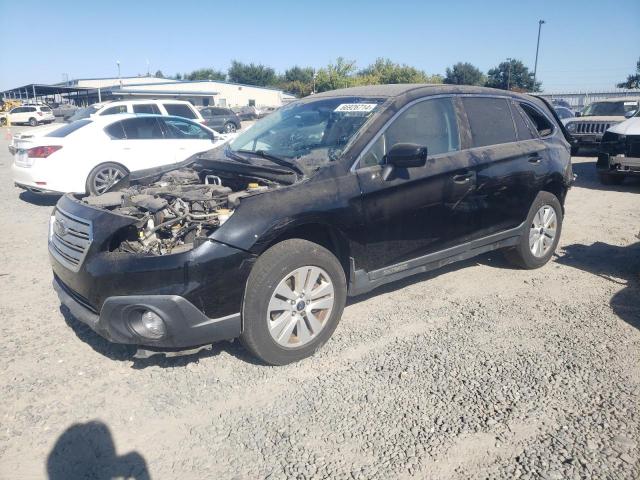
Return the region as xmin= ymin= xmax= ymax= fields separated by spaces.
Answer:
xmin=29 ymin=117 xmax=38 ymax=127
xmin=241 ymin=239 xmax=347 ymax=365
xmin=0 ymin=118 xmax=6 ymax=126
xmin=223 ymin=122 xmax=237 ymax=133
xmin=504 ymin=191 xmax=563 ymax=269
xmin=598 ymin=172 xmax=624 ymax=185
xmin=86 ymin=163 xmax=127 ymax=195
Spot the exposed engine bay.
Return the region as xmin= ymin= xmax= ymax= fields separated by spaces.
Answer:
xmin=82 ymin=167 xmax=275 ymax=255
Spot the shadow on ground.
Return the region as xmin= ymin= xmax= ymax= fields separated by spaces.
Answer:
xmin=571 ymin=159 xmax=640 ymax=192
xmin=47 ymin=421 xmax=150 ymax=479
xmin=555 ymin=241 xmax=640 ymax=330
xmin=18 ymin=190 xmax=60 ymax=206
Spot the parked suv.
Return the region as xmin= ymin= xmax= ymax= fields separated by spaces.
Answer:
xmin=4 ymin=105 xmax=55 ymax=126
xmin=200 ymin=107 xmax=242 ymax=133
xmin=50 ymin=85 xmax=573 ymax=365
xmin=597 ymin=114 xmax=640 ymax=184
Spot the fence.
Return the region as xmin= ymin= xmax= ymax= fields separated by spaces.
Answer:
xmin=531 ymin=89 xmax=640 ymax=110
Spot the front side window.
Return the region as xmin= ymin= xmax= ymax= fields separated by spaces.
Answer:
xmin=463 ymin=97 xmax=516 ymax=148
xmin=117 ymin=117 xmax=164 ymax=139
xmin=229 ymin=96 xmax=385 ymax=164
xmin=360 ymin=97 xmax=459 ymax=167
xmin=163 ymin=103 xmax=197 ymax=119
xmin=101 ymin=105 xmax=128 ymax=115
xmin=162 ymin=118 xmax=212 ymax=139
xmin=133 ymin=104 xmax=161 ymax=114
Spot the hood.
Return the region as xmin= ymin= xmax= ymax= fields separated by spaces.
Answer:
xmin=607 ymin=117 xmax=640 ymax=136
xmin=566 ymin=115 xmax=626 ymax=123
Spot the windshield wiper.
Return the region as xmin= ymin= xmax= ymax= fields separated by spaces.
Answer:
xmin=237 ymin=149 xmax=304 ymax=175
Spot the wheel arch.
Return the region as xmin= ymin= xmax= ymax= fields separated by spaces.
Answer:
xmin=541 ymin=176 xmax=568 ymax=212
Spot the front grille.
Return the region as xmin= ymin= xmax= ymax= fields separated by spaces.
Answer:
xmin=575 ymin=122 xmax=614 ymax=135
xmin=49 ymin=208 xmax=93 ymax=272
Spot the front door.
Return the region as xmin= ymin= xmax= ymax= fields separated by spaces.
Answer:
xmin=354 ymin=96 xmax=479 ymax=273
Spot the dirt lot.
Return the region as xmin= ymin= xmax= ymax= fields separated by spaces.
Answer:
xmin=0 ymin=125 xmax=638 ymax=479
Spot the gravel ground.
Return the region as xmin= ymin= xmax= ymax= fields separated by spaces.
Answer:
xmin=0 ymin=125 xmax=638 ymax=479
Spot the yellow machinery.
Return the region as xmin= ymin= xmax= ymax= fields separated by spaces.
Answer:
xmin=0 ymin=99 xmax=21 ymax=126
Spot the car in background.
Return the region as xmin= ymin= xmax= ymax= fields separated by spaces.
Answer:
xmin=551 ymin=99 xmax=572 ymax=110
xmin=233 ymin=105 xmax=262 ymax=120
xmin=564 ymin=97 xmax=640 ymax=153
xmin=3 ymin=105 xmax=55 ymax=126
xmin=597 ymin=114 xmax=640 ymax=184
xmin=12 ymin=114 xmax=230 ymax=195
xmin=52 ymin=103 xmax=79 ymax=120
xmin=200 ymin=107 xmax=241 ymax=133
xmin=554 ymin=106 xmax=575 ymax=123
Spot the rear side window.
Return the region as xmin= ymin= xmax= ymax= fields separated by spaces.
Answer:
xmin=133 ymin=104 xmax=162 ymax=115
xmin=510 ymin=102 xmax=535 ymax=140
xmin=108 ymin=117 xmax=165 ymax=139
xmin=519 ymin=103 xmax=554 ymax=137
xmin=101 ymin=105 xmax=128 ymax=115
xmin=47 ymin=120 xmax=92 ymax=137
xmin=463 ymin=97 xmax=516 ymax=147
xmin=163 ymin=103 xmax=197 ymax=119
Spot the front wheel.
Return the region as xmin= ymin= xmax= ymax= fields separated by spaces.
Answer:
xmin=0 ymin=118 xmax=6 ymax=126
xmin=504 ymin=191 xmax=563 ymax=269
xmin=29 ymin=117 xmax=38 ymax=127
xmin=86 ymin=163 xmax=127 ymax=195
xmin=223 ymin=122 xmax=237 ymax=133
xmin=241 ymin=239 xmax=347 ymax=365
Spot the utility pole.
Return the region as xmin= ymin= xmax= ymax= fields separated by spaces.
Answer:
xmin=506 ymin=58 xmax=512 ymax=90
xmin=116 ymin=60 xmax=122 ymax=87
xmin=533 ymin=19 xmax=546 ymax=88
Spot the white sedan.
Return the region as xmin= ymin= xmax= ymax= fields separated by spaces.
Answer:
xmin=12 ymin=114 xmax=232 ymax=195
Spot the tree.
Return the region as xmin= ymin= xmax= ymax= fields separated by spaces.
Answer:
xmin=154 ymin=70 xmax=164 ymax=78
xmin=485 ymin=59 xmax=541 ymax=91
xmin=444 ymin=62 xmax=485 ymax=86
xmin=227 ymin=61 xmax=277 ymax=86
xmin=174 ymin=73 xmax=182 ymax=80
xmin=314 ymin=57 xmax=357 ymax=92
xmin=185 ymin=68 xmax=226 ymax=81
xmin=616 ymin=57 xmax=640 ymax=89
xmin=283 ymin=66 xmax=314 ymax=84
xmin=358 ymin=58 xmax=439 ymax=84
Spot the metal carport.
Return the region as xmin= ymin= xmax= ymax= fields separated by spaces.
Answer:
xmin=1 ymin=84 xmax=96 ymax=106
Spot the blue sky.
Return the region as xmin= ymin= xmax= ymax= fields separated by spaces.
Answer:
xmin=1 ymin=0 xmax=638 ymax=92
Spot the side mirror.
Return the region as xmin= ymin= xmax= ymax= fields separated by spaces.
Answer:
xmin=382 ymin=143 xmax=428 ymax=180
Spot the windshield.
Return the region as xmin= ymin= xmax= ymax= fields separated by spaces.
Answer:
xmin=582 ymin=101 xmax=639 ymax=117
xmin=67 ymin=105 xmax=99 ymax=122
xmin=229 ymin=97 xmax=385 ymax=163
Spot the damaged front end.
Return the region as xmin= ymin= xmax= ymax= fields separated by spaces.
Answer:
xmin=82 ymin=166 xmax=274 ymax=255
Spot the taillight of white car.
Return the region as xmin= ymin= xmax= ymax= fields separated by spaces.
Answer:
xmin=28 ymin=145 xmax=62 ymax=158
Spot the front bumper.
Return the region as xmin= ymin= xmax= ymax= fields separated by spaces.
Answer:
xmin=571 ymin=133 xmax=603 ymax=147
xmin=597 ymin=153 xmax=640 ymax=176
xmin=54 ymin=276 xmax=241 ymax=348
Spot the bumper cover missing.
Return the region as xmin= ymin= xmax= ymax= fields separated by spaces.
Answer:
xmin=53 ymin=277 xmax=241 ymax=348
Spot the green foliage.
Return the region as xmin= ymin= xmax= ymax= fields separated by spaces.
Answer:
xmin=444 ymin=62 xmax=485 ymax=86
xmin=228 ymin=61 xmax=277 ymax=86
xmin=283 ymin=66 xmax=314 ymax=84
xmin=486 ymin=59 xmax=541 ymax=92
xmin=185 ymin=68 xmax=226 ymax=81
xmin=173 ymin=73 xmax=182 ymax=80
xmin=314 ymin=57 xmax=358 ymax=92
xmin=154 ymin=70 xmax=164 ymax=79
xmin=358 ymin=58 xmax=440 ymax=84
xmin=616 ymin=57 xmax=640 ymax=89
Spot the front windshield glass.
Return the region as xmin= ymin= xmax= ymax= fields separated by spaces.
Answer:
xmin=67 ymin=105 xmax=99 ymax=122
xmin=229 ymin=97 xmax=385 ymax=163
xmin=582 ymin=101 xmax=639 ymax=117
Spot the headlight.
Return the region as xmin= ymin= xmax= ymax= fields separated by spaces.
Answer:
xmin=566 ymin=122 xmax=577 ymax=133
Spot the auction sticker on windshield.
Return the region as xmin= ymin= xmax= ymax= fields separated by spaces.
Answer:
xmin=334 ymin=103 xmax=378 ymax=113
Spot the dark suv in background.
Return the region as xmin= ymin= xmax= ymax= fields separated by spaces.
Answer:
xmin=200 ymin=107 xmax=242 ymax=133
xmin=50 ymin=84 xmax=573 ymax=365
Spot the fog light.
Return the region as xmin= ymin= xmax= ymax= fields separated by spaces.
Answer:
xmin=132 ymin=310 xmax=166 ymax=339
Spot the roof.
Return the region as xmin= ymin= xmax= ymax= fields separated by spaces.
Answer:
xmin=311 ymin=83 xmax=536 ymax=100
xmin=1 ymin=83 xmax=92 ymax=97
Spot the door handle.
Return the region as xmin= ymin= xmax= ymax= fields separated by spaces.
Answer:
xmin=528 ymin=154 xmax=543 ymax=164
xmin=452 ymin=172 xmax=474 ymax=184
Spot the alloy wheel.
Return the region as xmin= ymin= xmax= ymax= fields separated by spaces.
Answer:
xmin=93 ymin=167 xmax=124 ymax=195
xmin=529 ymin=205 xmax=557 ymax=257
xmin=224 ymin=123 xmax=237 ymax=133
xmin=267 ymin=266 xmax=335 ymax=348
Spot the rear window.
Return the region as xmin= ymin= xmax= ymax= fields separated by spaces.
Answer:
xmin=519 ymin=103 xmax=554 ymax=137
xmin=463 ymin=97 xmax=516 ymax=148
xmin=133 ymin=104 xmax=162 ymax=115
xmin=163 ymin=103 xmax=197 ymax=119
xmin=40 ymin=107 xmax=52 ymax=112
xmin=101 ymin=105 xmax=128 ymax=115
xmin=46 ymin=119 xmax=92 ymax=137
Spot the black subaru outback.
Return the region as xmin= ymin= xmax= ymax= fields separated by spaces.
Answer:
xmin=50 ymin=85 xmax=573 ymax=365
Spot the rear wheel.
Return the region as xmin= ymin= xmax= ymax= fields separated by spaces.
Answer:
xmin=86 ymin=163 xmax=127 ymax=195
xmin=223 ymin=122 xmax=237 ymax=133
xmin=0 ymin=118 xmax=6 ymax=126
xmin=504 ymin=191 xmax=563 ymax=269
xmin=598 ymin=172 xmax=624 ymax=185
xmin=241 ymin=239 xmax=347 ymax=365
xmin=29 ymin=117 xmax=38 ymax=127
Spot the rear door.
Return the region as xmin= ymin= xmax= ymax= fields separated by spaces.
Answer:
xmin=159 ymin=117 xmax=216 ymax=160
xmin=132 ymin=103 xmax=162 ymax=115
xmin=459 ymin=96 xmax=550 ymax=237
xmin=355 ymin=96 xmax=479 ymax=272
xmin=104 ymin=117 xmax=173 ymax=171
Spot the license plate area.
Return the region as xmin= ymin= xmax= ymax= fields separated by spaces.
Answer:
xmin=14 ymin=149 xmax=33 ymax=167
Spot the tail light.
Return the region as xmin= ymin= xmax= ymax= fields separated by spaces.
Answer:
xmin=27 ymin=145 xmax=62 ymax=158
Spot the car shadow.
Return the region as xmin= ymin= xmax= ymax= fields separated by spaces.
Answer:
xmin=47 ymin=420 xmax=150 ymax=479
xmin=60 ymin=305 xmax=265 ymax=368
xmin=18 ymin=190 xmax=61 ymax=206
xmin=571 ymin=158 xmax=640 ymax=192
xmin=555 ymin=241 xmax=640 ymax=330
